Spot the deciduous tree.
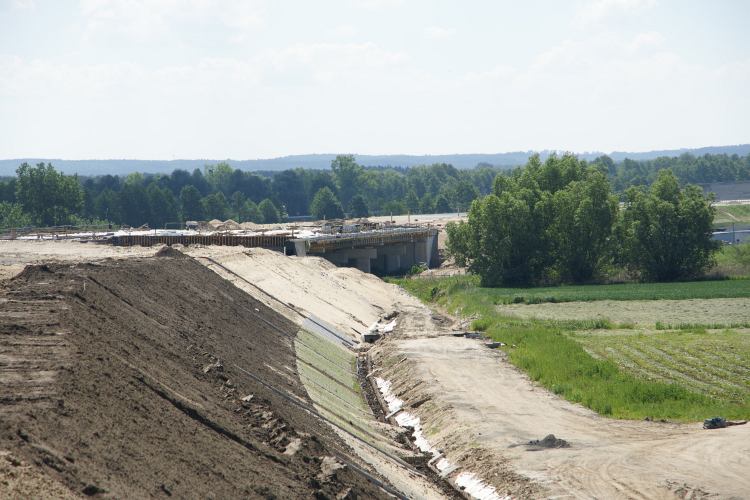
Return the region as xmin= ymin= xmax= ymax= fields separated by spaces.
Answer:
xmin=310 ymin=187 xmax=344 ymax=220
xmin=15 ymin=163 xmax=83 ymax=226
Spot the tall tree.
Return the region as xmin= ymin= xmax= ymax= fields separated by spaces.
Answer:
xmin=349 ymin=194 xmax=369 ymax=218
xmin=548 ymin=169 xmax=618 ymax=282
xmin=179 ymin=185 xmax=204 ymax=221
xmin=229 ymin=191 xmax=246 ymax=220
xmin=331 ymin=155 xmax=363 ymax=209
xmin=620 ymin=170 xmax=719 ymax=281
xmin=93 ymin=188 xmax=121 ymax=223
xmin=434 ymin=194 xmax=452 ymax=213
xmin=310 ymin=187 xmax=344 ymax=220
xmin=238 ymin=200 xmax=262 ymax=223
xmin=272 ymin=169 xmax=308 ymax=216
xmin=258 ymin=198 xmax=281 ymax=223
xmin=202 ymin=192 xmax=229 ymax=220
xmin=0 ymin=202 xmax=31 ymax=228
xmin=405 ymin=189 xmax=420 ymax=213
xmin=15 ymin=163 xmax=84 ymax=226
xmin=204 ymin=162 xmax=235 ymax=195
xmin=120 ymin=175 xmax=150 ymax=226
xmin=146 ymin=184 xmax=178 ymax=228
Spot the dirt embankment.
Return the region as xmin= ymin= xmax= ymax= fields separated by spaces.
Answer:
xmin=0 ymin=240 xmax=158 ymax=281
xmin=184 ymin=246 xmax=420 ymax=343
xmin=0 ymin=255 xmax=394 ymax=498
xmin=373 ymin=302 xmax=750 ymax=499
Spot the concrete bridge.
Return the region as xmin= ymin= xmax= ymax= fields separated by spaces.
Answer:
xmin=100 ymin=226 xmax=439 ymax=275
xmin=290 ymin=227 xmax=439 ymax=274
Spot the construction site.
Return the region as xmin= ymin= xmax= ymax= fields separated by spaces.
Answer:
xmin=1 ymin=218 xmax=749 ymax=499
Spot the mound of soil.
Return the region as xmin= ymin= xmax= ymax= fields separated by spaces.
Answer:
xmin=527 ymin=434 xmax=570 ymax=450
xmin=0 ymin=256 xmax=393 ymax=498
xmin=154 ymin=245 xmax=187 ymax=258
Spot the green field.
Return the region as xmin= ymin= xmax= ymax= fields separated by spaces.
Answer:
xmin=714 ymin=204 xmax=750 ymax=226
xmin=713 ymin=243 xmax=750 ymax=277
xmin=397 ymin=274 xmax=750 ymax=305
xmin=573 ymin=329 xmax=750 ymax=403
xmin=395 ymin=276 xmax=750 ymax=421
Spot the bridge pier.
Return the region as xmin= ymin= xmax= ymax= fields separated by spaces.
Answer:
xmin=324 ymin=247 xmax=377 ymax=274
xmin=376 ymin=245 xmax=406 ymax=273
xmin=290 ymin=227 xmax=439 ymax=275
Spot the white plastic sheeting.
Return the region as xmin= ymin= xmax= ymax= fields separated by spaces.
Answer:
xmin=375 ymin=376 xmax=508 ymax=500
xmin=367 ymin=319 xmax=397 ymax=336
xmin=455 ymin=472 xmax=510 ymax=500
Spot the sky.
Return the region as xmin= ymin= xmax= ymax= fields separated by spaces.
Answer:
xmin=0 ymin=0 xmax=748 ymax=159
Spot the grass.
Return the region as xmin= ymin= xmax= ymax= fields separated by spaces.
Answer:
xmin=395 ymin=276 xmax=750 ymax=421
xmin=654 ymin=321 xmax=750 ymax=330
xmin=573 ymin=329 xmax=750 ymax=403
xmin=391 ymin=274 xmax=750 ymax=305
xmin=714 ymin=204 xmax=750 ymax=226
xmin=713 ymin=243 xmax=750 ymax=277
xmin=495 ymin=298 xmax=750 ymax=328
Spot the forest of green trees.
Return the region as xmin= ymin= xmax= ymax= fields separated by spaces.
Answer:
xmin=447 ymin=154 xmax=719 ymax=285
xmin=0 ymin=152 xmax=748 ymax=230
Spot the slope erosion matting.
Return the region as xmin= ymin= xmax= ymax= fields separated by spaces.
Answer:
xmin=187 ymin=246 xmax=449 ymax=499
xmin=0 ymin=254 xmax=394 ymax=498
xmin=185 ymin=246 xmax=421 ymax=343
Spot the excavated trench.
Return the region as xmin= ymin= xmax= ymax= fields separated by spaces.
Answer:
xmin=0 ymin=254 xmax=398 ymax=498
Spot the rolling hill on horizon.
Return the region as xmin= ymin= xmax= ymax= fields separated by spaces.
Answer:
xmin=1 ymin=144 xmax=749 ymax=177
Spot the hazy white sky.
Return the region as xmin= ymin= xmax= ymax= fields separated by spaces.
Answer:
xmin=1 ymin=0 xmax=748 ymax=159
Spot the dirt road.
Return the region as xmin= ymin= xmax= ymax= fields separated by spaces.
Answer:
xmin=374 ymin=303 xmax=750 ymax=499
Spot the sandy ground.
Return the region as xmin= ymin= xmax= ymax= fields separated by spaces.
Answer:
xmin=185 ymin=246 xmax=447 ymax=499
xmin=0 ymin=451 xmax=78 ymax=499
xmin=367 ymin=212 xmax=467 ymax=226
xmin=1 ymin=254 xmax=397 ymax=498
xmin=184 ymin=246 xmax=422 ymax=343
xmin=372 ymin=302 xmax=750 ymax=499
xmin=497 ymin=298 xmax=750 ymax=326
xmin=380 ymin=336 xmax=750 ymax=498
xmin=6 ymin=240 xmax=749 ymax=499
xmin=0 ymin=240 xmax=157 ymax=280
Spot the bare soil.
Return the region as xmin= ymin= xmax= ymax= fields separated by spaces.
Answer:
xmin=187 ymin=247 xmax=448 ymax=499
xmin=0 ymin=255 xmax=394 ymax=498
xmin=0 ymin=240 xmax=158 ymax=280
xmin=185 ymin=246 xmax=419 ymax=343
xmin=373 ymin=307 xmax=750 ymax=499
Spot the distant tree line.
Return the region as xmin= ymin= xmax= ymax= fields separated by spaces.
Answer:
xmin=447 ymin=154 xmax=719 ymax=285
xmin=593 ymin=152 xmax=750 ymax=191
xmin=0 ymin=152 xmax=746 ymax=231
xmin=0 ymin=156 xmax=492 ymax=228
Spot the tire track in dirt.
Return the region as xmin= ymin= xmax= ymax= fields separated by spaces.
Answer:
xmin=372 ymin=301 xmax=750 ymax=499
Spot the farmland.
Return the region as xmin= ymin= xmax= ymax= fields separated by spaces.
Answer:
xmin=497 ymin=297 xmax=750 ymax=327
xmin=396 ymin=275 xmax=750 ymax=421
xmin=400 ymin=274 xmax=750 ymax=304
xmin=573 ymin=329 xmax=750 ymax=403
xmin=714 ymin=203 xmax=750 ymax=226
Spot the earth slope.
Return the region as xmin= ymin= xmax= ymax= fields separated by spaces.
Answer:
xmin=0 ymin=253 xmax=393 ymax=498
